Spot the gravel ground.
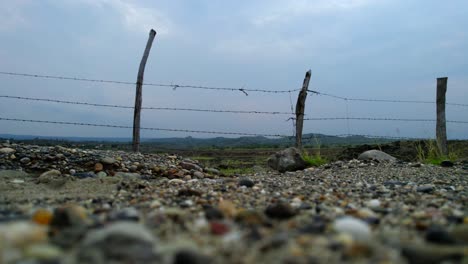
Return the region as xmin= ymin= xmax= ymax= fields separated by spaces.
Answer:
xmin=0 ymin=143 xmax=467 ymax=264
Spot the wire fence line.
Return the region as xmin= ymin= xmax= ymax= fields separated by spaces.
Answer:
xmin=0 ymin=117 xmax=436 ymax=141
xmin=308 ymin=90 xmax=468 ymax=107
xmin=0 ymin=71 xmax=299 ymax=94
xmin=302 ymin=117 xmax=468 ymax=124
xmin=1 ymin=70 xmax=467 ymax=141
xmin=0 ymin=95 xmax=295 ymax=115
xmin=0 ymin=117 xmax=290 ymax=138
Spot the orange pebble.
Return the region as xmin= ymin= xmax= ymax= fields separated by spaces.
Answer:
xmin=32 ymin=209 xmax=53 ymax=225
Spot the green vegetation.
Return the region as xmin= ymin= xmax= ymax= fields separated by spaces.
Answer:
xmin=416 ymin=140 xmax=458 ymax=165
xmin=303 ymin=152 xmax=328 ymax=167
xmin=219 ymin=167 xmax=255 ymax=176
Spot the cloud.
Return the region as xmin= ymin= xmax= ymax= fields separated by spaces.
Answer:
xmin=69 ymin=0 xmax=172 ymax=35
xmin=213 ymin=37 xmax=306 ymax=59
xmin=0 ymin=0 xmax=30 ymax=32
xmin=252 ymin=0 xmax=373 ymax=27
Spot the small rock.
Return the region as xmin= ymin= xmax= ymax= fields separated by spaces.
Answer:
xmin=267 ymin=147 xmax=306 ymax=172
xmin=205 ymin=168 xmax=220 ymax=175
xmin=76 ymin=222 xmax=159 ymax=263
xmin=193 ymin=171 xmax=204 ymax=179
xmin=94 ymin=163 xmax=104 ymax=172
xmin=96 ymin=171 xmax=107 ymax=178
xmin=425 ymin=226 xmax=456 ymax=244
xmin=180 ymin=161 xmax=203 ymax=172
xmin=0 ymin=147 xmax=15 ymax=154
xmin=358 ymin=150 xmax=396 ymax=162
xmin=74 ymin=172 xmax=96 ymax=179
xmin=204 ymin=207 xmax=224 ymax=221
xmin=265 ymin=202 xmax=297 ymax=220
xmin=417 ymin=185 xmax=435 ymax=193
xmin=20 ymin=157 xmax=31 ymax=164
xmin=173 ymin=249 xmax=212 ymax=264
xmin=402 ymin=244 xmax=465 ymax=264
xmin=101 ymin=156 xmax=116 ymax=165
xmin=366 ymin=199 xmax=381 ymax=209
xmin=440 ymin=160 xmax=454 ymax=167
xmin=109 ymin=207 xmax=140 ymax=222
xmin=210 ymin=221 xmax=230 ymax=235
xmin=333 ymin=216 xmax=371 ymax=242
xmin=239 ymin=178 xmax=255 ymax=188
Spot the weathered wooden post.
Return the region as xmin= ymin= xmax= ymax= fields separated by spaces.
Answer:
xmin=133 ymin=29 xmax=157 ymax=152
xmin=436 ymin=77 xmax=448 ymax=156
xmin=295 ymin=70 xmax=311 ymax=149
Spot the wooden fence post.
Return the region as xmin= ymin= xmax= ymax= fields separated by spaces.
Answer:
xmin=133 ymin=29 xmax=157 ymax=152
xmin=295 ymin=70 xmax=311 ymax=149
xmin=436 ymin=77 xmax=448 ymax=156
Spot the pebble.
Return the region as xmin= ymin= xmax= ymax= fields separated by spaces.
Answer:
xmin=100 ymin=156 xmax=116 ymax=165
xmin=173 ymin=249 xmax=211 ymax=264
xmin=20 ymin=157 xmax=30 ymax=164
xmin=366 ymin=199 xmax=381 ymax=209
xmin=238 ymin=178 xmax=255 ymax=187
xmin=440 ymin=160 xmax=454 ymax=167
xmin=425 ymin=226 xmax=456 ymax=244
xmin=417 ymin=185 xmax=435 ymax=193
xmin=76 ymin=222 xmax=159 ymax=263
xmin=0 ymin=147 xmax=15 ymax=154
xmin=265 ymin=202 xmax=296 ymax=220
xmin=333 ymin=217 xmax=371 ymax=242
xmin=193 ymin=171 xmax=205 ymax=178
xmin=94 ymin=162 xmax=103 ymax=172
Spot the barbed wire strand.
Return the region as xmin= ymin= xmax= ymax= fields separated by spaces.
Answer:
xmin=301 ymin=117 xmax=468 ymax=124
xmin=308 ymin=90 xmax=468 ymax=107
xmin=0 ymin=95 xmax=295 ymax=115
xmin=0 ymin=117 xmax=289 ymax=138
xmin=0 ymin=71 xmax=298 ymax=94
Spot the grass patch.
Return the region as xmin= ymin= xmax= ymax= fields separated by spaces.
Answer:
xmin=303 ymin=152 xmax=328 ymax=167
xmin=416 ymin=140 xmax=458 ymax=165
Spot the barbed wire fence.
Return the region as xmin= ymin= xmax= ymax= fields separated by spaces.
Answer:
xmin=0 ymin=70 xmax=467 ymax=152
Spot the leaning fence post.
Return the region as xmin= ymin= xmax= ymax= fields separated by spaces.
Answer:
xmin=295 ymin=70 xmax=311 ymax=149
xmin=133 ymin=29 xmax=157 ymax=152
xmin=436 ymin=77 xmax=448 ymax=156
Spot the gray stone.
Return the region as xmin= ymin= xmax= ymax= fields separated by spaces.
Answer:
xmin=114 ymin=172 xmax=141 ymax=179
xmin=193 ymin=171 xmax=205 ymax=179
xmin=205 ymin=168 xmax=220 ymax=175
xmin=417 ymin=184 xmax=435 ymax=193
xmin=0 ymin=147 xmax=15 ymax=154
xmin=358 ymin=150 xmax=397 ymax=162
xmin=267 ymin=147 xmax=306 ymax=172
xmin=96 ymin=171 xmax=107 ymax=178
xmin=76 ymin=222 xmax=159 ymax=264
xmin=100 ymin=157 xmax=116 ymax=165
xmin=20 ymin=157 xmax=31 ymax=164
xmin=179 ymin=162 xmax=203 ymax=172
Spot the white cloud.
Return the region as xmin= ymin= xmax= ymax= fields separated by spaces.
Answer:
xmin=0 ymin=0 xmax=30 ymax=32
xmin=69 ymin=0 xmax=172 ymax=35
xmin=252 ymin=0 xmax=373 ymax=27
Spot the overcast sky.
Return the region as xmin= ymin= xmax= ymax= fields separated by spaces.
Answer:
xmin=0 ymin=0 xmax=467 ymax=139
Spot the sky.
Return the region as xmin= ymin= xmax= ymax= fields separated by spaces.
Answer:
xmin=0 ymin=0 xmax=467 ymax=139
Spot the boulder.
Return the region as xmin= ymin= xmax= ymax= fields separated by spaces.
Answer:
xmin=267 ymin=147 xmax=306 ymax=172
xmin=358 ymin=150 xmax=396 ymax=162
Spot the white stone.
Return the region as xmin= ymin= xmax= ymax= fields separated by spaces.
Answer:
xmin=366 ymin=199 xmax=381 ymax=209
xmin=0 ymin=147 xmax=15 ymax=154
xmin=333 ymin=216 xmax=371 ymax=242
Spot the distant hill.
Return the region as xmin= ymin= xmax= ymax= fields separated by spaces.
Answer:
xmin=0 ymin=133 xmax=394 ymax=149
